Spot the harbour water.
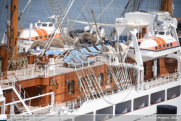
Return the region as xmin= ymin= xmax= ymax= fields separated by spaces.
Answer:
xmin=0 ymin=0 xmax=181 ymax=40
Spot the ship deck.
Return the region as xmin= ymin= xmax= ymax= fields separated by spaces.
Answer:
xmin=4 ymin=55 xmax=106 ymax=81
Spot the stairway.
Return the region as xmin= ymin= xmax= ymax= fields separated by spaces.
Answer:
xmin=0 ymin=74 xmax=32 ymax=114
xmin=12 ymin=86 xmax=31 ymax=114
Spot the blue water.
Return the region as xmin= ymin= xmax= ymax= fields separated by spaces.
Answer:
xmin=0 ymin=0 xmax=181 ymax=40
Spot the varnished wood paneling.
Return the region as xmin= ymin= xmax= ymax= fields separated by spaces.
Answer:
xmin=20 ymin=77 xmax=49 ymax=88
xmin=160 ymin=57 xmax=177 ymax=75
xmin=3 ymin=89 xmax=12 ymax=114
xmin=144 ymin=61 xmax=153 ymax=80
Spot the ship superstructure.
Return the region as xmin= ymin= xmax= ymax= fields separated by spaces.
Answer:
xmin=0 ymin=0 xmax=181 ymax=121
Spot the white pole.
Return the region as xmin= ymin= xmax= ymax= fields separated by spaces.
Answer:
xmin=138 ymin=26 xmax=139 ymax=39
xmin=29 ymin=23 xmax=33 ymax=43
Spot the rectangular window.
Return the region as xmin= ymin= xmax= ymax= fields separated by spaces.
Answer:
xmin=155 ymin=46 xmax=157 ymax=50
xmin=35 ymin=37 xmax=38 ymax=40
xmin=159 ymin=45 xmax=161 ymax=48
xmin=45 ymin=35 xmax=47 ymax=38
xmin=170 ymin=43 xmax=172 ymax=46
xmin=163 ymin=44 xmax=165 ymax=47
xmin=40 ymin=36 xmax=42 ymax=39
xmin=167 ymin=44 xmax=169 ymax=47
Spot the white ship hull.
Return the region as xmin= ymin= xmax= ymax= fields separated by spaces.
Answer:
xmin=52 ymin=72 xmax=181 ymax=121
xmin=38 ymin=76 xmax=181 ymax=121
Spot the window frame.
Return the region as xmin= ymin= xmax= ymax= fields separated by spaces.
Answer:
xmin=107 ymin=71 xmax=112 ymax=84
xmin=49 ymin=23 xmax=53 ymax=27
xmin=68 ymin=80 xmax=75 ymax=95
xmin=97 ymin=73 xmax=103 ymax=86
xmin=155 ymin=46 xmax=157 ymax=50
xmin=167 ymin=44 xmax=169 ymax=47
xmin=78 ymin=78 xmax=83 ymax=92
xmin=42 ymin=23 xmax=47 ymax=27
xmin=158 ymin=31 xmax=165 ymax=35
xmin=170 ymin=43 xmax=173 ymax=47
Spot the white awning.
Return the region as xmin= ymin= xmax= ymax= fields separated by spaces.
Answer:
xmin=126 ymin=22 xmax=149 ymax=26
xmin=69 ymin=20 xmax=148 ymax=27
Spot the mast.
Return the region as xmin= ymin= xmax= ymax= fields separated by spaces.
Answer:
xmin=160 ymin=0 xmax=173 ymax=15
xmin=10 ymin=0 xmax=18 ymax=60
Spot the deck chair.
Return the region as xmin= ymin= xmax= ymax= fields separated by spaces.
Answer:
xmin=82 ymin=48 xmax=98 ymax=55
xmin=46 ymin=50 xmax=54 ymax=56
xmin=96 ymin=45 xmax=102 ymax=51
xmin=87 ymin=47 xmax=100 ymax=53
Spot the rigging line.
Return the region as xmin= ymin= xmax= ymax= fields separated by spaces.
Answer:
xmin=99 ymin=0 xmax=110 ymax=39
xmin=97 ymin=0 xmax=103 ymax=23
xmin=77 ymin=0 xmax=90 ymax=23
xmin=89 ymin=0 xmax=93 ymax=10
xmin=59 ymin=0 xmax=71 ymax=27
xmin=103 ymin=0 xmax=110 ymax=36
xmin=79 ymin=0 xmax=93 ymax=24
xmin=0 ymin=0 xmax=4 ymax=17
xmin=60 ymin=0 xmax=72 ymax=26
xmin=137 ymin=0 xmax=143 ymax=11
xmin=99 ymin=0 xmax=112 ymax=39
xmin=71 ymin=0 xmax=90 ymax=28
xmin=110 ymin=1 xmax=117 ymax=25
xmin=101 ymin=65 xmax=134 ymax=105
xmin=113 ymin=0 xmax=118 ymax=16
xmin=96 ymin=0 xmax=114 ymax=21
xmin=63 ymin=0 xmax=71 ymax=14
xmin=111 ymin=0 xmax=117 ymax=19
xmin=73 ymin=1 xmax=94 ymax=30
xmin=104 ymin=0 xmax=111 ymax=35
xmin=85 ymin=0 xmax=94 ymax=22
xmin=5 ymin=0 xmax=8 ymax=22
xmin=41 ymin=0 xmax=50 ymax=17
xmin=21 ymin=0 xmax=32 ymax=28
xmin=18 ymin=0 xmax=32 ymax=21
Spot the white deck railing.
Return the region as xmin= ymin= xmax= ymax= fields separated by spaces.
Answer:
xmin=135 ymin=71 xmax=181 ymax=91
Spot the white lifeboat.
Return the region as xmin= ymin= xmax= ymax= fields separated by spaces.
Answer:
xmin=19 ymin=22 xmax=61 ymax=41
xmin=128 ymin=30 xmax=180 ymax=62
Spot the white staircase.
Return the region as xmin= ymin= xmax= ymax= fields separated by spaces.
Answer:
xmin=1 ymin=74 xmax=32 ymax=114
xmin=12 ymin=86 xmax=31 ymax=114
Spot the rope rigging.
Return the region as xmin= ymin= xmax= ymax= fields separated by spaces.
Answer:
xmin=41 ymin=0 xmax=50 ymax=17
xmin=70 ymin=0 xmax=90 ymax=29
xmin=20 ymin=0 xmax=32 ymax=28
xmin=68 ymin=0 xmax=135 ymax=105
